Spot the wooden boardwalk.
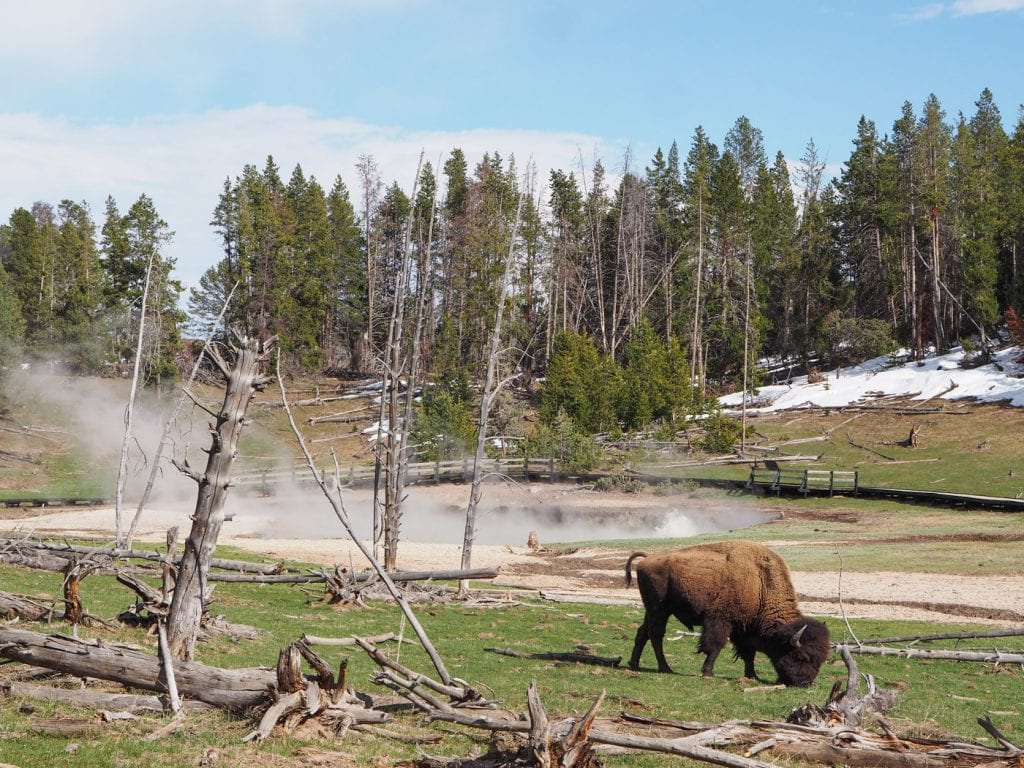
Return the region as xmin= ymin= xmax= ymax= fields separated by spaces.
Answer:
xmin=4 ymin=463 xmax=1024 ymax=512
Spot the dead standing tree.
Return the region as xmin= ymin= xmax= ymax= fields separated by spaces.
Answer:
xmin=459 ymin=181 xmax=526 ymax=596
xmin=165 ymin=334 xmax=276 ymax=660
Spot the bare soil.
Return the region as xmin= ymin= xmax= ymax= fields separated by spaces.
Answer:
xmin=3 ymin=481 xmax=1022 ymax=627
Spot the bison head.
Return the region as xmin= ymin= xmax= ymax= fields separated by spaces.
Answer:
xmin=763 ymin=618 xmax=831 ymax=687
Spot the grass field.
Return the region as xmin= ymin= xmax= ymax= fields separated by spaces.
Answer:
xmin=2 ymin=375 xmax=1023 ymax=767
xmin=2 ymin=495 xmax=1022 ymax=768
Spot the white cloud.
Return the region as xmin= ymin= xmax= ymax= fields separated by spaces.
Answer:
xmin=0 ymin=1 xmax=411 ymax=79
xmin=0 ymin=106 xmax=618 ymax=295
xmin=896 ymin=2 xmax=947 ymax=21
xmin=952 ymin=0 xmax=1024 ymax=13
xmin=897 ymin=0 xmax=1024 ymax=19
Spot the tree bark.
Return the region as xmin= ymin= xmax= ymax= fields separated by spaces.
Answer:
xmin=0 ymin=627 xmax=274 ymax=710
xmin=165 ymin=335 xmax=275 ymax=660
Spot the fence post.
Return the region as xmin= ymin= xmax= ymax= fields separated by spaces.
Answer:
xmin=524 ymin=455 xmax=529 ymax=481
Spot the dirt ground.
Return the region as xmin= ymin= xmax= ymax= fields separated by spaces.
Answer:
xmin=3 ymin=481 xmax=1022 ymax=627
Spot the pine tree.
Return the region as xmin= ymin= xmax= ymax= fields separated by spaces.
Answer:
xmin=794 ymin=139 xmax=836 ymax=360
xmin=833 ymin=116 xmax=898 ymax=331
xmin=647 ymin=143 xmax=685 ymax=340
xmin=681 ymin=127 xmax=719 ymax=395
xmin=965 ymin=88 xmax=1007 ymax=329
xmin=0 ymin=259 xmax=25 ymax=374
xmin=546 ymin=168 xmax=585 ymax=347
xmin=3 ymin=207 xmax=46 ymax=343
xmin=55 ymin=200 xmax=103 ymax=369
xmin=1001 ymin=109 xmax=1024 ymax=308
xmin=705 ymin=150 xmax=747 ymax=381
xmin=326 ymin=175 xmax=366 ymax=370
xmin=752 ymin=152 xmax=798 ymax=358
xmin=724 ymin=116 xmax=767 ymax=200
xmin=540 ymin=330 xmax=619 ymax=433
xmin=124 ymin=195 xmax=182 ymax=389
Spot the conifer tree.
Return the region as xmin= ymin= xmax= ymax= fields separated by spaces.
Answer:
xmin=0 ymin=260 xmax=25 ymax=373
xmin=833 ymin=116 xmax=898 ymax=331
xmin=752 ymin=152 xmax=798 ymax=358
xmin=326 ymin=175 xmax=366 ymax=370
xmin=681 ymin=127 xmax=719 ymax=395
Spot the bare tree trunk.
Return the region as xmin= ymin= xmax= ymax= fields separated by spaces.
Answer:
xmin=125 ymin=282 xmax=238 ymax=549
xmin=276 ymin=370 xmax=455 ymax=686
xmin=165 ymin=335 xmax=275 ymax=660
xmin=741 ymin=245 xmax=751 ymax=451
xmin=691 ymin=190 xmax=705 ymax=399
xmin=931 ymin=210 xmax=945 ymax=351
xmin=397 ymin=184 xmax=438 ymax=517
xmin=380 ymin=156 xmax=422 ymax=572
xmin=459 ymin=184 xmax=526 ymax=595
xmin=114 ymin=251 xmax=155 ymax=547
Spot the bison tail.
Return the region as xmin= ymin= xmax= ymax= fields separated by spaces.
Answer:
xmin=624 ymin=551 xmax=648 ymax=587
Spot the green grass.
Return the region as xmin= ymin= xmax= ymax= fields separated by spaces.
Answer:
xmin=3 ymin=379 xmax=1024 ymax=765
xmin=2 ymin=528 xmax=1023 ymax=768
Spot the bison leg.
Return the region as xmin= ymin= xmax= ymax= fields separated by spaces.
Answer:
xmin=630 ymin=609 xmax=673 ymax=673
xmin=628 ymin=622 xmax=649 ymax=671
xmin=697 ymin=619 xmax=731 ymax=677
xmin=732 ymin=634 xmax=760 ymax=680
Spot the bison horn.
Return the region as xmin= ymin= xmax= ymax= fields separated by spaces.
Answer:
xmin=791 ymin=624 xmax=807 ymax=647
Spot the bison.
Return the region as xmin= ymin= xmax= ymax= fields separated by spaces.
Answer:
xmin=625 ymin=541 xmax=830 ymax=687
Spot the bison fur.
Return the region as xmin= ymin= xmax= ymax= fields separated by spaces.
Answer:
xmin=625 ymin=541 xmax=830 ymax=687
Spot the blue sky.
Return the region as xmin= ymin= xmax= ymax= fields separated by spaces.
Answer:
xmin=2 ymin=0 xmax=1022 ymax=296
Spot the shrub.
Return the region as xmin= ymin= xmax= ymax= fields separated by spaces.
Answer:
xmin=527 ymin=408 xmax=602 ymax=473
xmin=410 ymin=388 xmax=477 ymax=461
xmin=694 ymin=412 xmax=740 ymax=454
xmin=820 ymin=311 xmax=896 ymax=367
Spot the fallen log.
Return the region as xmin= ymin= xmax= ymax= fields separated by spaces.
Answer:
xmin=419 ymin=681 xmax=604 ymax=768
xmin=205 ymin=566 xmax=500 ymax=584
xmin=0 ymin=627 xmax=275 ymax=710
xmin=0 ymin=550 xmax=72 ymax=572
xmin=858 ymin=627 xmax=1024 ymax=644
xmin=0 ymin=591 xmax=56 ymax=621
xmin=427 ymin=688 xmax=778 ymax=768
xmin=301 ymin=632 xmax=410 ymax=646
xmin=843 ymin=644 xmax=1024 ymax=664
xmin=354 ymin=636 xmax=486 ymax=708
xmin=0 ymin=538 xmax=284 ymax=575
xmin=484 ymin=647 xmax=622 ymax=667
xmin=2 ymin=681 xmax=213 ymax=713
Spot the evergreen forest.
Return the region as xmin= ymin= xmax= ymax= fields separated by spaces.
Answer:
xmin=3 ymin=89 xmax=1024 ymax=445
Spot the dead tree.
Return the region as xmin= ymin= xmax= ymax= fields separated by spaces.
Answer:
xmin=459 ymin=180 xmax=526 ymax=596
xmin=242 ymin=639 xmax=389 ymax=743
xmin=165 ymin=334 xmax=276 ymax=660
xmin=277 ymin=364 xmax=459 ymax=688
xmin=114 ymin=248 xmax=156 ymax=546
xmin=377 ymin=154 xmax=423 ymax=571
xmin=125 ymin=282 xmax=238 ymax=549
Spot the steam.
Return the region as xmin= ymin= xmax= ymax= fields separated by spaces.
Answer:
xmin=4 ymin=370 xmax=773 ymax=548
xmin=228 ymin=485 xmax=775 ymax=547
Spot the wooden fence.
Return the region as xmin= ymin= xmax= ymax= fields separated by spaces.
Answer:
xmin=231 ymin=457 xmax=565 ymax=493
xmin=746 ymin=465 xmax=859 ymax=497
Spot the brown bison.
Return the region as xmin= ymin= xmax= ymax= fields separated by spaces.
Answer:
xmin=625 ymin=541 xmax=830 ymax=686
